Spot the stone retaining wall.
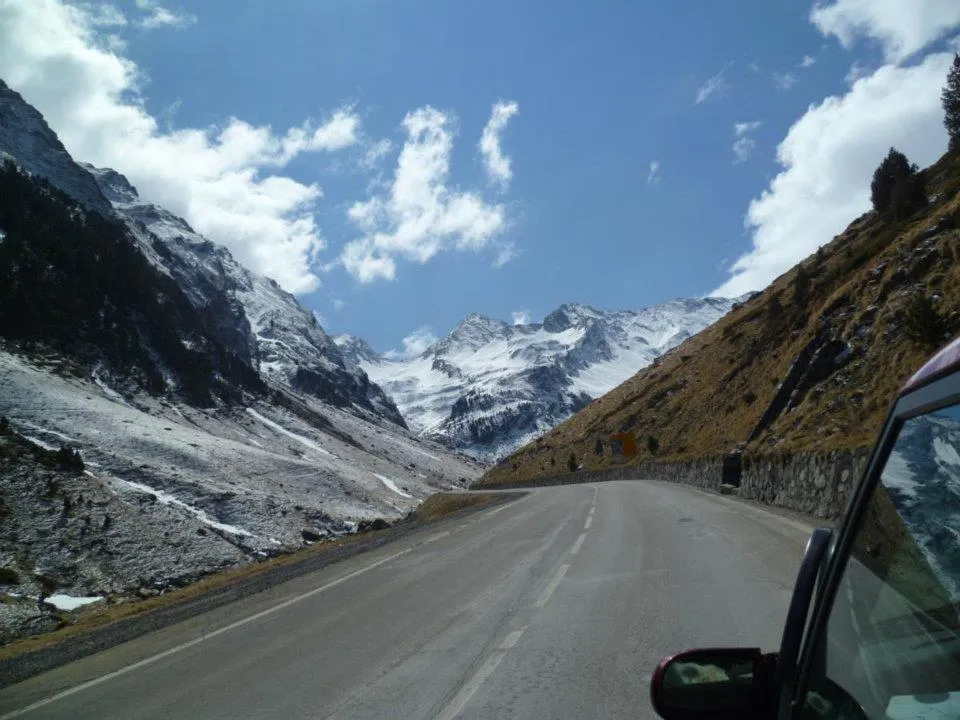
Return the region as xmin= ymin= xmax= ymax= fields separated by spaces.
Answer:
xmin=740 ymin=447 xmax=872 ymax=519
xmin=481 ymin=447 xmax=872 ymax=520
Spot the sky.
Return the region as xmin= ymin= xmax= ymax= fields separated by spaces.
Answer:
xmin=1 ymin=0 xmax=959 ymax=355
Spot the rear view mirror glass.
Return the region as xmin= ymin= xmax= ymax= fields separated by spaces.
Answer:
xmin=650 ymin=648 xmax=774 ymax=719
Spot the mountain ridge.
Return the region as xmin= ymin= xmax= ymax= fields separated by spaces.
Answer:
xmin=336 ymin=296 xmax=743 ymax=460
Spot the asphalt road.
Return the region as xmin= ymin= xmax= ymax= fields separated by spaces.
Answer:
xmin=0 ymin=481 xmax=815 ymax=720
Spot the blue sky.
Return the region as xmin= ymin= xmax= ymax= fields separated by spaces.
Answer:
xmin=3 ymin=0 xmax=960 ymax=354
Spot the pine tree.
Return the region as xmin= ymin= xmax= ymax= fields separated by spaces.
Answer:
xmin=943 ymin=54 xmax=960 ymax=149
xmin=870 ymin=148 xmax=925 ymax=218
xmin=567 ymin=452 xmax=578 ymax=473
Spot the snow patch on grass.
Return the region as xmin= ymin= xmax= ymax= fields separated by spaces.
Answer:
xmin=46 ymin=594 xmax=104 ymax=611
xmin=246 ymin=408 xmax=334 ymax=457
xmin=118 ymin=478 xmax=254 ymax=537
xmin=373 ymin=473 xmax=412 ymax=498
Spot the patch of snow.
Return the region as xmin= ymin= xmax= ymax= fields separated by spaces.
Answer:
xmin=373 ymin=473 xmax=412 ymax=498
xmin=245 ymin=408 xmax=334 ymax=457
xmin=21 ymin=435 xmax=58 ymax=452
xmin=118 ymin=478 xmax=254 ymax=537
xmin=19 ymin=421 xmax=79 ymax=444
xmin=883 ymin=450 xmax=920 ymax=498
xmin=92 ymin=371 xmax=127 ymax=405
xmin=934 ymin=437 xmax=960 ymax=468
xmin=45 ymin=594 xmax=104 ymax=611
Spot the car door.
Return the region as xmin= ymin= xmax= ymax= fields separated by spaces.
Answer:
xmin=789 ymin=375 xmax=960 ymax=719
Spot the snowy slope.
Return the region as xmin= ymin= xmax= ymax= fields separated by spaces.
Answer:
xmin=83 ymin=165 xmax=406 ymax=427
xmin=336 ymin=298 xmax=739 ymax=460
xmin=0 ymin=79 xmax=486 ymax=613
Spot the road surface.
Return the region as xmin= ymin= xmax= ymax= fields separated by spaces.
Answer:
xmin=0 ymin=480 xmax=815 ymax=719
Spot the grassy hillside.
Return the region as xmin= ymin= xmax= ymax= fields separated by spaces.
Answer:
xmin=479 ymin=150 xmax=960 ymax=487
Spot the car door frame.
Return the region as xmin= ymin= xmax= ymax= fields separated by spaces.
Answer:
xmin=786 ymin=367 xmax=960 ymax=718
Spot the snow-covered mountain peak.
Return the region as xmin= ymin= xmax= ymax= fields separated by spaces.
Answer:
xmin=80 ymin=164 xmax=140 ymax=205
xmin=355 ymin=297 xmax=740 ymax=460
xmin=0 ymin=80 xmax=113 ymax=217
xmin=334 ymin=334 xmax=383 ymax=367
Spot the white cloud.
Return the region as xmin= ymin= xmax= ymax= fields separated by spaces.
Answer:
xmin=647 ymin=160 xmax=661 ymax=186
xmin=85 ymin=4 xmax=127 ymax=26
xmin=773 ymin=72 xmax=798 ymax=91
xmin=135 ymin=0 xmax=196 ymax=30
xmin=734 ymin=121 xmax=762 ymax=136
xmin=811 ymin=0 xmax=960 ymax=63
xmin=312 ymin=310 xmax=327 ymax=328
xmin=845 ymin=61 xmax=872 ymax=85
xmin=360 ymin=138 xmax=393 ymax=170
xmin=714 ymin=53 xmax=952 ymax=297
xmin=479 ymin=100 xmax=519 ymax=189
xmin=695 ymin=70 xmax=730 ymax=104
xmin=493 ymin=242 xmax=518 ymax=268
xmin=511 ymin=309 xmax=530 ymax=326
xmin=340 ymin=106 xmax=509 ymax=282
xmin=733 ymin=137 xmax=756 ymax=164
xmin=800 ymin=55 xmax=817 ymax=68
xmin=384 ymin=326 xmax=437 ymax=360
xmin=950 ymin=35 xmax=960 ymax=52
xmin=0 ymin=0 xmax=362 ymax=293
xmin=733 ymin=122 xmax=762 ymax=164
xmin=332 ymin=298 xmax=345 ymax=311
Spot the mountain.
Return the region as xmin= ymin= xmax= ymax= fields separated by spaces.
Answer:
xmin=479 ymin=150 xmax=960 ymax=486
xmin=336 ymin=297 xmax=740 ymax=460
xmin=82 ymin=164 xmax=406 ymax=427
xmin=0 ymin=79 xmax=482 ymax=629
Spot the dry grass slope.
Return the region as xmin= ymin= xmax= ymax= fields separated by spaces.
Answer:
xmin=480 ymin=150 xmax=960 ymax=487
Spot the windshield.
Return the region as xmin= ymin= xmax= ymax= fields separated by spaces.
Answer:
xmin=806 ymin=402 xmax=960 ymax=719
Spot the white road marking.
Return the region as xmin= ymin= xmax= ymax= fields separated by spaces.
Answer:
xmin=424 ymin=530 xmax=452 ymax=544
xmin=435 ymin=628 xmax=527 ymax=720
xmin=500 ymin=628 xmax=525 ymax=650
xmin=584 ymin=516 xmax=593 ymax=530
xmin=570 ymin=533 xmax=586 ymax=556
xmin=535 ymin=563 xmax=569 ymax=608
xmin=587 ymin=507 xmax=595 ymax=518
xmin=0 ymin=547 xmax=413 ymax=720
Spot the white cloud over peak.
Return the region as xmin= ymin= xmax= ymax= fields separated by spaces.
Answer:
xmin=511 ymin=309 xmax=530 ymax=326
xmin=714 ymin=52 xmax=952 ymax=297
xmin=0 ymin=0 xmax=363 ymax=293
xmin=773 ymin=72 xmax=798 ymax=91
xmin=732 ymin=121 xmax=762 ymax=164
xmin=385 ymin=326 xmax=437 ymax=360
xmin=135 ymin=0 xmax=196 ymax=30
xmin=647 ymin=160 xmax=661 ymax=186
xmin=341 ymin=106 xmax=510 ymax=282
xmin=695 ymin=70 xmax=730 ymax=104
xmin=479 ymin=100 xmax=519 ymax=189
xmin=811 ymin=0 xmax=960 ymax=63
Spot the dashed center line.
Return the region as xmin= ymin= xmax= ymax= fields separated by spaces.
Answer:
xmin=535 ymin=563 xmax=569 ymax=608
xmin=434 ymin=628 xmax=527 ymax=720
xmin=584 ymin=516 xmax=593 ymax=530
xmin=570 ymin=533 xmax=586 ymax=556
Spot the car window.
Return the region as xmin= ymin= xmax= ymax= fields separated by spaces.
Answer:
xmin=801 ymin=402 xmax=960 ymax=720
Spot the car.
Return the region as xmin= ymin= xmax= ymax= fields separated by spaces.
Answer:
xmin=650 ymin=335 xmax=960 ymax=720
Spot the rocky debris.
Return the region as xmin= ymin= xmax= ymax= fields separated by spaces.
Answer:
xmin=355 ymin=518 xmax=392 ymax=533
xmin=0 ymin=596 xmax=62 ymax=645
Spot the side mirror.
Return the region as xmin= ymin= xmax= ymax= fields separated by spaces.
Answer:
xmin=650 ymin=648 xmax=776 ymax=719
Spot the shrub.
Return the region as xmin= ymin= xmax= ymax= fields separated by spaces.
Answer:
xmin=647 ymin=436 xmax=660 ymax=455
xmin=870 ymin=148 xmax=925 ymax=218
xmin=902 ymin=295 xmax=949 ymax=350
xmin=567 ymin=452 xmax=578 ymax=472
xmin=0 ymin=568 xmax=19 ymax=585
xmin=594 ymin=437 xmax=604 ymax=455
